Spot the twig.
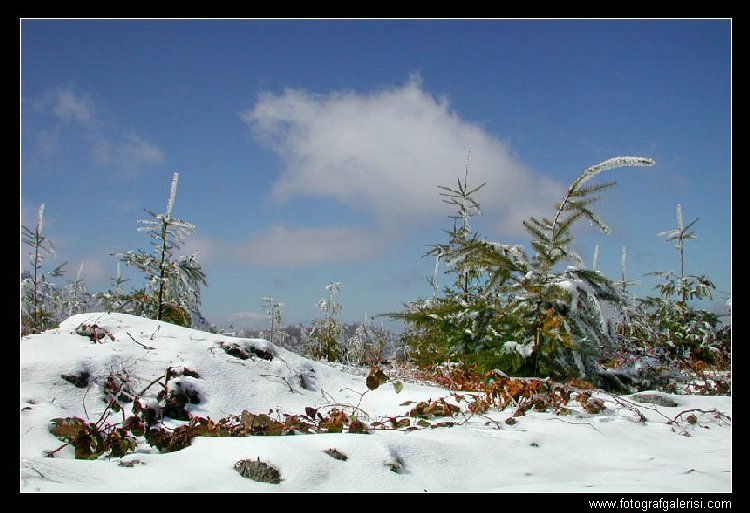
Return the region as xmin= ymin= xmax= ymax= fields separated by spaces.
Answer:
xmin=547 ymin=417 xmax=600 ymax=432
xmin=126 ymin=332 xmax=156 ymax=350
xmin=320 ymin=388 xmax=337 ymax=403
xmin=339 ymin=386 xmax=372 ymax=411
xmin=22 ymin=426 xmax=33 ymax=437
xmin=478 ymin=415 xmax=504 ymax=429
xmin=150 ymin=325 xmax=161 ymax=340
xmin=29 ymin=466 xmax=46 ymax=479
xmin=607 ymin=395 xmax=648 ymax=423
xmin=44 ymin=442 xmax=70 ymax=458
xmin=138 ymin=372 xmax=168 ymax=397
xmin=669 ymin=408 xmax=731 ymax=425
xmin=82 ymin=385 xmax=91 ymax=421
xmin=260 ymin=374 xmax=295 ymax=394
xmin=317 ymin=402 xmax=371 ymax=420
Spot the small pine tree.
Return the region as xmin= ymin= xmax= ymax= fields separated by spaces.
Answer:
xmin=657 ymin=204 xmax=698 ymax=303
xmin=118 ymin=172 xmax=206 ymax=325
xmin=63 ymin=262 xmax=90 ymax=316
xmin=345 ymin=314 xmax=389 ymax=366
xmin=428 ymin=151 xmax=486 ymax=301
xmin=261 ymin=296 xmax=287 ymax=346
xmin=306 ymin=282 xmax=343 ymax=362
xmin=636 ymin=204 xmax=728 ymax=363
xmin=21 ymin=204 xmax=67 ymax=333
xmin=96 ymin=262 xmax=131 ymax=313
xmin=396 ymin=153 xmax=500 ymax=365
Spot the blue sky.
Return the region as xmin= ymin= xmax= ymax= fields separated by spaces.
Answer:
xmin=21 ymin=19 xmax=731 ymax=329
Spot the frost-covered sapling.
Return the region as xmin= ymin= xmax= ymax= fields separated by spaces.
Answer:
xmin=118 ymin=172 xmax=206 ymax=326
xmin=346 ymin=314 xmax=390 ymax=366
xmin=636 ymin=204 xmax=729 ymax=363
xmin=21 ymin=204 xmax=67 ymax=333
xmin=96 ymin=262 xmax=130 ymax=313
xmin=63 ymin=262 xmax=91 ymax=316
xmin=657 ymin=204 xmax=698 ymax=303
xmin=262 ymin=296 xmax=287 ymax=346
xmin=307 ymin=282 xmax=344 ymax=362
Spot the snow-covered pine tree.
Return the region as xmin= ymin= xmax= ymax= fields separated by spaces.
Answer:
xmin=399 ymin=156 xmax=655 ymax=379
xmin=21 ymin=204 xmax=67 ymax=333
xmin=118 ymin=172 xmax=206 ymax=326
xmin=501 ymin=156 xmax=654 ymax=377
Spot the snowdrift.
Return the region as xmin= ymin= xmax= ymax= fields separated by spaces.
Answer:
xmin=21 ymin=313 xmax=731 ymax=492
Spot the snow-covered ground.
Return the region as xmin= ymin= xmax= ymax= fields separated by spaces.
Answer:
xmin=21 ymin=313 xmax=731 ymax=492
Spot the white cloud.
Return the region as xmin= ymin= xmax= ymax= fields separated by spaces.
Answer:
xmin=51 ymin=88 xmax=95 ymax=126
xmin=224 ymin=311 xmax=267 ymax=329
xmin=93 ymin=133 xmax=164 ymax=171
xmin=30 ymin=87 xmax=164 ymax=176
xmin=180 ymin=235 xmax=219 ymax=265
xmin=243 ymin=76 xmax=561 ymax=236
xmin=76 ymin=258 xmax=110 ymax=285
xmin=234 ymin=224 xmax=384 ymax=267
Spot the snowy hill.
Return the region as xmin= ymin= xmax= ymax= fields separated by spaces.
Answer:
xmin=21 ymin=313 xmax=731 ymax=492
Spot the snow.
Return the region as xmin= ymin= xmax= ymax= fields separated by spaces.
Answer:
xmin=21 ymin=313 xmax=731 ymax=492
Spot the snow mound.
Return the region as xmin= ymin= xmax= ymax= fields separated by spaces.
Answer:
xmin=21 ymin=313 xmax=731 ymax=492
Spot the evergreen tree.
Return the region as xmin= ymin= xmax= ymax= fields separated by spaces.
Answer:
xmin=261 ymin=296 xmax=286 ymax=346
xmin=306 ymin=282 xmax=343 ymax=362
xmin=397 ymin=156 xmax=655 ymax=379
xmin=96 ymin=262 xmax=131 ymax=313
xmin=345 ymin=314 xmax=389 ymax=366
xmin=657 ymin=204 xmax=698 ymax=303
xmin=21 ymin=204 xmax=66 ymax=333
xmin=63 ymin=262 xmax=90 ymax=316
xmin=427 ymin=151 xmax=486 ymax=301
xmin=118 ymin=172 xmax=206 ymax=325
xmin=634 ymin=204 xmax=728 ymax=363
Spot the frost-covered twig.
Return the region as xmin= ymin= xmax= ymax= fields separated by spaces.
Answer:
xmin=608 ymin=395 xmax=647 ymax=424
xmin=320 ymin=388 xmax=337 ymax=404
xmin=547 ymin=417 xmax=600 ymax=432
xmin=339 ymin=386 xmax=372 ymax=413
xmin=669 ymin=408 xmax=731 ymax=425
xmin=317 ymin=400 xmax=371 ymax=420
xmin=137 ymin=372 xmax=168 ymax=397
xmin=126 ymin=331 xmax=156 ymax=350
xmin=260 ymin=374 xmax=295 ymax=394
